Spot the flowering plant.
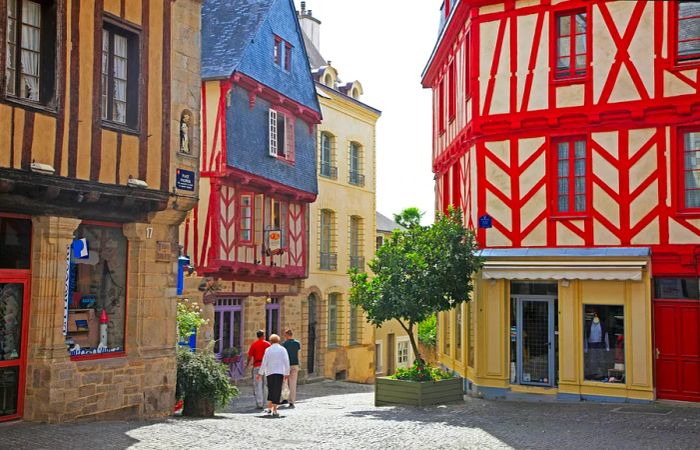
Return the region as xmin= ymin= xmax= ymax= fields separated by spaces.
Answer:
xmin=392 ymin=360 xmax=453 ymax=382
xmin=177 ymin=298 xmax=207 ymax=341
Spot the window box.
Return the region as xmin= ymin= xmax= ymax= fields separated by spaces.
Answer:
xmin=375 ymin=376 xmax=463 ymax=407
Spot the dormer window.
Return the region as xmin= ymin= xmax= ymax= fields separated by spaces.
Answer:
xmin=274 ymin=35 xmax=292 ymax=71
xmin=268 ymin=108 xmax=295 ymax=162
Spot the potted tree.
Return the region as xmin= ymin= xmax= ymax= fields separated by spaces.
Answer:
xmin=176 ymin=348 xmax=239 ymax=417
xmin=350 ymin=207 xmax=482 ymax=407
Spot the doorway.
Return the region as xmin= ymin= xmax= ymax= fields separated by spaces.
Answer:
xmin=511 ymin=295 xmax=558 ymax=387
xmin=307 ymin=294 xmax=317 ymax=374
xmin=0 ymin=278 xmax=29 ymax=422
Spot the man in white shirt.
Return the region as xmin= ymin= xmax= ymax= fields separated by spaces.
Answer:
xmin=256 ymin=334 xmax=290 ymax=417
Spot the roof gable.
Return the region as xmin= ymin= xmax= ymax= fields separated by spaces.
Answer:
xmin=202 ymin=0 xmax=320 ymax=113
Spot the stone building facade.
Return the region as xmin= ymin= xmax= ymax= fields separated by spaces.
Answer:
xmin=0 ymin=0 xmax=202 ymax=423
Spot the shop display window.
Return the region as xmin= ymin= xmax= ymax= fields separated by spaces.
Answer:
xmin=583 ymin=305 xmax=624 ymax=383
xmin=654 ymin=277 xmax=699 ymax=300
xmin=0 ymin=218 xmax=31 ymax=270
xmin=0 ymin=367 xmax=19 ymax=417
xmin=66 ymin=224 xmax=127 ymax=357
xmin=0 ymin=283 xmax=23 ymax=362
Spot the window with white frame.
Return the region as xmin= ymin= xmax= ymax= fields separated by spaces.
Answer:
xmin=348 ymin=142 xmax=364 ymax=186
xmin=396 ymin=337 xmax=411 ymax=368
xmin=268 ymin=109 xmax=295 ymax=161
xmin=320 ymin=132 xmax=336 ymax=179
xmin=101 ymin=22 xmax=139 ymax=128
xmin=375 ymin=340 xmax=383 ymax=374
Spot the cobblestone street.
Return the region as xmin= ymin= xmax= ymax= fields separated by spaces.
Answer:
xmin=2 ymin=381 xmax=699 ymax=450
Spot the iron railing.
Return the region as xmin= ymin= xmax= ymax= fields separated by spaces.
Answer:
xmin=349 ymin=170 xmax=365 ymax=187
xmin=320 ymin=252 xmax=338 ymax=271
xmin=320 ymin=163 xmax=338 ymax=179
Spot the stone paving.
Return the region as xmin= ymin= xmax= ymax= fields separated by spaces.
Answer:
xmin=1 ymin=381 xmax=699 ymax=449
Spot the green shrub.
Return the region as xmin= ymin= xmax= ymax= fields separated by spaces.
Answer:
xmin=176 ymin=349 xmax=239 ymax=408
xmin=391 ymin=360 xmax=453 ymax=382
xmin=177 ymin=298 xmax=207 ymax=342
xmin=417 ymin=314 xmax=437 ymax=347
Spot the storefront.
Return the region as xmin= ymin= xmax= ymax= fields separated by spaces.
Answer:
xmin=439 ymin=248 xmax=654 ymax=403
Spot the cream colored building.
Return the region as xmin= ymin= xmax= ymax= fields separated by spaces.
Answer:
xmin=297 ymin=6 xmax=381 ymax=383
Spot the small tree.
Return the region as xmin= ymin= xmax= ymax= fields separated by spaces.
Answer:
xmin=350 ymin=207 xmax=481 ymax=364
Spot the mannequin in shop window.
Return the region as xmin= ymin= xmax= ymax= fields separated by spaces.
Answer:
xmin=584 ymin=311 xmax=609 ymax=380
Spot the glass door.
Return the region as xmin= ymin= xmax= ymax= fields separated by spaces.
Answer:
xmin=514 ymin=296 xmax=557 ymax=387
xmin=0 ymin=280 xmax=28 ymax=422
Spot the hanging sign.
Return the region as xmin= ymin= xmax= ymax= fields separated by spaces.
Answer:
xmin=267 ymin=229 xmax=281 ymax=252
xmin=478 ymin=214 xmax=493 ymax=229
xmin=72 ymin=238 xmax=89 ymax=259
xmin=63 ymin=244 xmax=71 ymax=336
xmin=176 ymin=168 xmax=195 ymax=191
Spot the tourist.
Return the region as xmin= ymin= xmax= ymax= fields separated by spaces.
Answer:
xmin=282 ymin=329 xmax=301 ymax=408
xmin=246 ymin=329 xmax=271 ymax=409
xmin=257 ymin=334 xmax=290 ymax=418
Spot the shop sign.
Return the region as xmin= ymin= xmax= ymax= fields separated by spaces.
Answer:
xmin=478 ymin=214 xmax=493 ymax=229
xmin=156 ymin=241 xmax=172 ymax=262
xmin=176 ymin=168 xmax=195 ymax=191
xmin=267 ymin=229 xmax=281 ymax=252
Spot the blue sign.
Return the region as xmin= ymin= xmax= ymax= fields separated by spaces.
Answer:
xmin=72 ymin=238 xmax=89 ymax=259
xmin=176 ymin=169 xmax=195 ymax=191
xmin=478 ymin=214 xmax=493 ymax=229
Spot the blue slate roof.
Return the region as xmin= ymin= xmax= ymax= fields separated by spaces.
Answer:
xmin=478 ymin=247 xmax=651 ymax=259
xmin=202 ymin=0 xmax=320 ymax=114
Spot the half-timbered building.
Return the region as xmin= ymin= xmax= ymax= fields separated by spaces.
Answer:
xmin=423 ymin=0 xmax=700 ymax=402
xmin=181 ymin=0 xmax=321 ymax=370
xmin=0 ymin=0 xmax=202 ymax=422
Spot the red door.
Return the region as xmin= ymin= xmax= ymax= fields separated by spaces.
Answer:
xmin=654 ymin=300 xmax=700 ymax=402
xmin=0 ymin=277 xmax=30 ymax=422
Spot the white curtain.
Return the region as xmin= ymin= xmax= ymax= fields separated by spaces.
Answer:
xmin=113 ymin=34 xmax=128 ymax=123
xmin=20 ymin=0 xmax=41 ymax=101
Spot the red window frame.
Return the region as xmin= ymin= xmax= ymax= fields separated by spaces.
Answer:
xmin=679 ymin=128 xmax=700 ymax=213
xmin=238 ymin=193 xmax=253 ymax=244
xmin=438 ymin=79 xmax=445 ymax=134
xmin=553 ymin=9 xmax=588 ymax=80
xmin=442 ymin=171 xmax=450 ymax=214
xmin=464 ymin=32 xmax=471 ymax=101
xmin=675 ymin=1 xmax=700 ymax=63
xmin=284 ymin=42 xmax=292 ymax=71
xmin=551 ymin=136 xmax=589 ymax=217
xmin=448 ymin=62 xmax=456 ymax=120
xmin=273 ymin=36 xmax=283 ymax=66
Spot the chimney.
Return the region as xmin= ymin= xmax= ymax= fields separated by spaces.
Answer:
xmin=298 ymin=2 xmax=321 ymax=51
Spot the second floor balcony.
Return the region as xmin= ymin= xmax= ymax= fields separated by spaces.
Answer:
xmin=320 ymin=162 xmax=338 ymax=180
xmin=349 ymin=170 xmax=365 ymax=187
xmin=320 ymin=252 xmax=338 ymax=271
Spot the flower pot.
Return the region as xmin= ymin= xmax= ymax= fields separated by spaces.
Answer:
xmin=183 ymin=397 xmax=215 ymax=417
xmin=222 ymin=357 xmax=235 ymax=364
xmin=375 ymin=376 xmax=463 ymax=407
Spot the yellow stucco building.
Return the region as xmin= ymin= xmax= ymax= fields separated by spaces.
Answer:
xmin=298 ymin=7 xmax=381 ymax=383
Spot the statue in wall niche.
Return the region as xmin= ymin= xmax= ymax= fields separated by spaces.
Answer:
xmin=180 ymin=111 xmax=192 ymax=154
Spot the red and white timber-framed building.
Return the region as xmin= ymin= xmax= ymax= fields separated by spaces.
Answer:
xmin=423 ymin=0 xmax=700 ymax=403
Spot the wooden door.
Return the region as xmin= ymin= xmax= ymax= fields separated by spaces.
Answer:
xmin=654 ymin=300 xmax=700 ymax=402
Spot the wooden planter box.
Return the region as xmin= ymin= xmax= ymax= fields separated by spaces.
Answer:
xmin=375 ymin=376 xmax=464 ymax=407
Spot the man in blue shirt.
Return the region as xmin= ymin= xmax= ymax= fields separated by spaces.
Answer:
xmin=282 ymin=329 xmax=301 ymax=407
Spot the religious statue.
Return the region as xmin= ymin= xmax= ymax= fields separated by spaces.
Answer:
xmin=180 ymin=111 xmax=191 ymax=154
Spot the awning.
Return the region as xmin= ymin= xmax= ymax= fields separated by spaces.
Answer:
xmin=480 ymin=247 xmax=650 ymax=281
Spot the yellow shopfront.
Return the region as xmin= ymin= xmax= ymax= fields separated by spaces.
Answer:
xmin=439 ymin=248 xmax=655 ymax=403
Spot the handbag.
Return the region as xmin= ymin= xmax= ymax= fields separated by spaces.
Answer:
xmin=281 ymin=380 xmax=290 ymax=401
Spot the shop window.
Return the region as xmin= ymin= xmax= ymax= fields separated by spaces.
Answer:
xmin=0 ymin=283 xmax=24 ymax=361
xmin=101 ymin=22 xmax=139 ymax=128
xmin=677 ymin=1 xmax=700 ymax=63
xmin=67 ymin=223 xmax=127 ymax=357
xmin=5 ymin=0 xmax=57 ymax=106
xmin=265 ymin=298 xmax=280 ymax=337
xmin=654 ymin=277 xmax=700 ymax=299
xmin=0 ymin=217 xmax=31 ymax=269
xmin=554 ymin=10 xmax=588 ymax=80
xmin=583 ymin=305 xmax=625 ymax=383
xmin=680 ymin=129 xmax=700 ymax=210
xmin=552 ymin=137 xmax=588 ymax=216
xmin=510 ymin=281 xmax=558 ymax=296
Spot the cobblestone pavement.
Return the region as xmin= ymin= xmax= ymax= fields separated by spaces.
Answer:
xmin=2 ymin=381 xmax=700 ymax=450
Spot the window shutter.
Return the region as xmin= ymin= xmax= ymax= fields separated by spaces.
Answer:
xmin=269 ymin=109 xmax=278 ymax=156
xmin=254 ymin=194 xmax=264 ymax=245
xmin=284 ymin=115 xmax=295 ymax=161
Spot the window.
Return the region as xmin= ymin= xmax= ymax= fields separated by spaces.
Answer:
xmin=101 ymin=22 xmax=138 ymax=127
xmin=554 ymin=10 xmax=587 ymax=79
xmin=328 ymin=293 xmax=340 ymax=347
xmin=454 ymin=306 xmax=462 ymax=361
xmin=349 ymin=305 xmax=361 ymax=345
xmin=265 ymin=298 xmax=280 ymax=337
xmin=448 ymin=62 xmax=456 ymax=120
xmin=583 ymin=305 xmax=625 ymax=383
xmin=467 ymin=301 xmax=475 ymax=368
xmin=677 ymin=1 xmax=700 ymax=62
xmin=213 ymin=298 xmax=243 ymax=355
xmin=239 ymin=194 xmax=252 ymax=243
xmin=268 ymin=109 xmax=295 ymax=161
xmin=349 ymin=142 xmax=364 ymax=186
xmin=266 ymin=198 xmax=287 ymax=248
xmin=442 ymin=311 xmax=451 ymax=356
xmin=464 ymin=32 xmax=471 ymax=100
xmin=681 ymin=130 xmax=700 ymax=210
xmin=397 ymin=338 xmax=410 ymax=368
xmin=320 ymin=132 xmax=336 ymax=179
xmin=375 ymin=340 xmax=383 ymax=374
xmin=4 ymin=0 xmax=56 ymax=105
xmin=552 ymin=137 xmax=588 ymax=215
xmin=0 ymin=217 xmax=31 ymax=269
xmin=349 ymin=216 xmax=364 ymax=271
xmin=68 ymin=223 xmax=127 ymax=358
xmin=438 ymin=79 xmax=445 ymax=133
xmin=319 ymin=209 xmax=336 ymax=271
xmin=654 ymin=277 xmax=700 ymax=299
xmin=375 ymin=235 xmax=384 ymax=252
xmin=273 ymin=35 xmax=292 ymax=71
